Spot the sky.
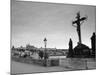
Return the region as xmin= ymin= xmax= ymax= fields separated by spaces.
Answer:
xmin=11 ymin=0 xmax=96 ymax=49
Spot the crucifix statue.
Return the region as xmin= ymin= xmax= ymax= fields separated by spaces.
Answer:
xmin=72 ymin=12 xmax=87 ymax=44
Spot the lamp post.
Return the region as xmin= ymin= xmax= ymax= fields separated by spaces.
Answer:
xmin=44 ymin=38 xmax=47 ymax=66
xmin=44 ymin=38 xmax=47 ymax=49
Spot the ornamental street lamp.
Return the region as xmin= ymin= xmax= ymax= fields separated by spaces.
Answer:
xmin=43 ymin=38 xmax=47 ymax=66
xmin=44 ymin=38 xmax=47 ymax=49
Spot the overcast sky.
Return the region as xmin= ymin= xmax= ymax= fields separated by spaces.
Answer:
xmin=11 ymin=0 xmax=96 ymax=49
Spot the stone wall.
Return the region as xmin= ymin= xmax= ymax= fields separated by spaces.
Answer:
xmin=11 ymin=56 xmax=59 ymax=67
xmin=59 ymin=58 xmax=96 ymax=69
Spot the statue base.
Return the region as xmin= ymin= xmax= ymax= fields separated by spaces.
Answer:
xmin=73 ymin=43 xmax=91 ymax=58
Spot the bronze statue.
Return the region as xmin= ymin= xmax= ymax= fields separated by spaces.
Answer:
xmin=72 ymin=12 xmax=87 ymax=44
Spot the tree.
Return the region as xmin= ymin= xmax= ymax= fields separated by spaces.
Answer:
xmin=39 ymin=51 xmax=44 ymax=59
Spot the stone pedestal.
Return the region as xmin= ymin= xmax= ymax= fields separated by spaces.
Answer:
xmin=73 ymin=43 xmax=90 ymax=58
